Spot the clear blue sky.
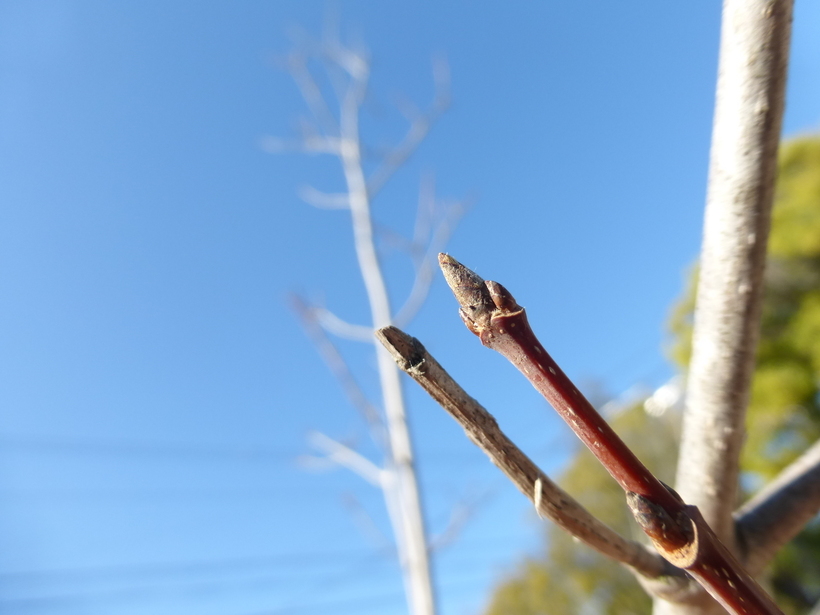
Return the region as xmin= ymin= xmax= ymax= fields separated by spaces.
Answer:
xmin=1 ymin=2 xmax=818 ymax=614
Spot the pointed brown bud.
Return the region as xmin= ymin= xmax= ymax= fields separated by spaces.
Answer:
xmin=438 ymin=253 xmax=495 ymax=335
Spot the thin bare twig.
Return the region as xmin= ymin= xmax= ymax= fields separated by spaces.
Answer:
xmin=375 ymin=325 xmax=670 ymax=580
xmin=438 ymin=255 xmax=681 ymax=506
xmin=735 ymin=438 xmax=820 ymax=576
xmin=312 ymin=306 xmax=373 ymax=342
xmin=341 ymin=492 xmax=394 ymax=550
xmin=366 ymin=58 xmax=451 ymax=200
xmin=277 ymin=29 xmax=461 ymax=615
xmin=297 ymin=185 xmax=350 ymax=210
xmin=259 ymin=135 xmax=342 ymax=155
xmin=428 ymin=488 xmax=494 ymax=552
xmin=436 ymin=254 xmax=783 ymax=615
xmin=285 ymin=52 xmax=339 ymax=137
xmin=394 ymin=198 xmax=469 ymax=327
xmin=309 ymin=431 xmax=384 ymax=487
xmin=290 ymin=295 xmax=385 ymax=444
xmin=412 ymin=172 xmax=438 ymax=257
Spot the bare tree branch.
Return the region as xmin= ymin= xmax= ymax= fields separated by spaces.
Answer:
xmin=309 ymin=431 xmax=385 ymax=487
xmin=341 ymin=492 xmax=394 ymax=550
xmin=411 ymin=172 xmax=438 ymax=257
xmin=735 ymin=438 xmax=820 ymax=576
xmin=435 ymin=255 xmax=784 ymax=615
xmin=259 ymin=134 xmax=342 ymax=155
xmin=366 ymin=58 xmax=451 ymax=200
xmin=325 ymin=36 xmax=369 ymax=82
xmin=289 ymin=295 xmax=385 ymax=444
xmin=276 ymin=28 xmax=462 ymax=615
xmin=674 ymin=0 xmax=794 ymax=557
xmin=285 ymin=52 xmax=339 ymax=137
xmin=375 ymin=325 xmax=671 ymax=580
xmin=331 ymin=39 xmax=436 ymax=615
xmin=312 ymin=306 xmax=373 ymax=342
xmin=394 ymin=197 xmax=468 ymax=327
xmin=297 ymin=185 xmax=350 ymax=209
xmin=428 ymin=488 xmax=494 ymax=552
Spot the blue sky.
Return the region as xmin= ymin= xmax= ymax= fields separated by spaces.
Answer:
xmin=1 ymin=1 xmax=818 ymax=614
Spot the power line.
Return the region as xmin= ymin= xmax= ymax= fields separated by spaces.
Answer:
xmin=0 ymin=433 xmax=485 ymax=467
xmin=0 ymin=557 xmax=499 ymax=615
xmin=0 ymin=486 xmax=353 ymax=501
xmin=0 ymin=548 xmax=385 ymax=584
xmin=0 ymin=555 xmax=391 ymax=613
xmin=249 ymin=589 xmax=405 ymax=615
xmin=240 ymin=570 xmax=498 ymax=615
xmin=0 ymin=476 xmax=503 ymax=501
xmin=0 ymin=531 xmax=529 ymax=584
xmin=0 ymin=554 xmax=425 ymax=613
xmin=0 ymin=434 xmax=300 ymax=463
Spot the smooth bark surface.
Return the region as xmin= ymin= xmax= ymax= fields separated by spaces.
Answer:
xmin=665 ymin=2 xmax=793 ymax=612
xmin=675 ymin=0 xmax=792 ymax=543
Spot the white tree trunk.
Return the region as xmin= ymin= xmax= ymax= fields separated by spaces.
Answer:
xmin=341 ymin=100 xmax=437 ymax=615
xmin=277 ymin=35 xmax=448 ymax=615
xmin=656 ymin=0 xmax=792 ymax=613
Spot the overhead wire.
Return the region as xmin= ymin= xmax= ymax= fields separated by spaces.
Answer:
xmin=0 ymin=353 xmax=671 ymax=613
xmin=0 ymin=529 xmax=529 ymax=585
xmin=0 ymin=546 xmax=503 ymax=614
xmin=0 ymin=433 xmax=484 ymax=467
xmin=0 ymin=557 xmax=499 ymax=615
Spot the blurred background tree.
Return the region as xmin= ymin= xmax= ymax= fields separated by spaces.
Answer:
xmin=485 ymin=136 xmax=820 ymax=615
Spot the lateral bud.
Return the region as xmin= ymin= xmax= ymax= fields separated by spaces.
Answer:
xmin=626 ymin=491 xmax=693 ymax=552
xmin=485 ymin=280 xmax=521 ymax=313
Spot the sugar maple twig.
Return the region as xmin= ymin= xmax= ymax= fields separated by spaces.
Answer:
xmin=437 ymin=253 xmax=783 ymax=615
xmin=375 ymin=325 xmax=669 ymax=579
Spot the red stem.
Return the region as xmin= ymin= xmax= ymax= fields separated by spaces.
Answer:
xmin=439 ymin=253 xmax=783 ymax=615
xmin=494 ymin=307 xmax=679 ymax=505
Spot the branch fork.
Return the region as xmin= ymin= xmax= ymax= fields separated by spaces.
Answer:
xmin=382 ymin=254 xmax=786 ymax=615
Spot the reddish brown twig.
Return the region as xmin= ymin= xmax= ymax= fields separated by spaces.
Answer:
xmin=438 ymin=253 xmax=782 ymax=615
xmin=376 ymin=325 xmax=671 ymax=580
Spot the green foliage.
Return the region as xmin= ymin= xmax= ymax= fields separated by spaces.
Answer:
xmin=745 ymin=138 xmax=820 ymax=612
xmin=770 ymin=139 xmax=820 ymax=259
xmin=667 ymin=265 xmax=698 ymax=369
xmin=485 ymin=137 xmax=820 ymax=614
